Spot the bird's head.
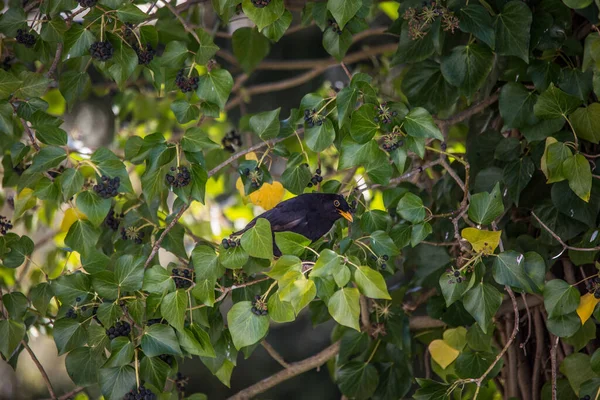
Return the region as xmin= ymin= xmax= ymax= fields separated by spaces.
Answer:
xmin=330 ymin=194 xmax=353 ymax=223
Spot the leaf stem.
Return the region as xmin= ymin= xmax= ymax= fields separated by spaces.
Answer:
xmin=365 ymin=339 xmax=381 ymax=364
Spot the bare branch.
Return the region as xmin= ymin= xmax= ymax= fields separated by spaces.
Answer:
xmin=435 ymin=92 xmax=500 ymax=128
xmin=359 ymin=295 xmax=371 ymax=335
xmin=551 ymin=335 xmax=559 ymax=400
xmin=22 ymin=340 xmax=57 ymax=400
xmin=21 ymin=119 xmax=41 ymax=151
xmin=144 ymin=205 xmax=189 ymax=268
xmin=531 ymin=212 xmax=600 ymax=252
xmin=261 ymin=341 xmax=290 ymax=369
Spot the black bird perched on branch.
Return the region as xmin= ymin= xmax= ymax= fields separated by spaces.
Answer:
xmin=232 ymin=193 xmax=354 ymax=256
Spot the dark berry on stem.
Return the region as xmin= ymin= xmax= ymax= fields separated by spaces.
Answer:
xmin=76 ymin=0 xmax=97 ymax=7
xmin=16 ymin=29 xmax=36 ymax=48
xmin=0 ymin=216 xmax=13 ymax=235
xmin=90 ymin=41 xmax=114 ymax=61
xmin=175 ymin=69 xmax=199 ymax=93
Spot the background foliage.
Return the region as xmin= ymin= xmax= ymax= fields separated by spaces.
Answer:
xmin=1 ymin=0 xmax=600 ymax=399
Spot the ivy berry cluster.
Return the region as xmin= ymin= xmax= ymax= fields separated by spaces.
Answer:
xmin=175 ymin=372 xmax=189 ymax=394
xmin=175 ymin=69 xmax=199 ymax=93
xmin=15 ymin=29 xmax=36 ymax=48
xmin=381 ymin=132 xmax=404 ymax=152
xmin=327 ymin=19 xmax=343 ymax=35
xmin=165 ymin=166 xmax=191 ymax=188
xmin=222 ymin=130 xmax=242 ymax=153
xmin=250 ymin=0 xmax=270 ymax=7
xmin=134 ymin=43 xmax=156 ymax=65
xmin=307 ymin=168 xmax=323 ymax=188
xmin=104 ymin=209 xmax=123 ymax=231
xmin=90 ymin=41 xmax=114 ymax=61
xmin=172 ymin=267 xmax=194 ymax=290
xmin=0 ymin=216 xmax=13 ymax=235
xmin=586 ymin=276 xmax=600 ymax=298
xmin=76 ymin=0 xmax=97 ymax=7
xmin=222 ymin=237 xmax=241 ymax=249
xmin=304 ymin=109 xmax=323 ymax=128
xmin=243 ymin=167 xmax=263 ymax=189
xmin=93 ymin=175 xmax=120 ymax=199
xmin=371 ymin=254 xmax=389 ymax=270
xmin=105 ymin=321 xmax=131 ymax=340
xmin=123 ymin=385 xmax=156 ymax=400
xmin=65 ymin=308 xmax=77 ymax=319
xmin=445 ymin=268 xmax=464 ymax=284
xmin=403 ymin=2 xmax=460 ymax=40
xmin=120 ymin=227 xmax=145 ymax=244
xmin=374 ymin=102 xmax=397 ymax=124
xmin=251 ymin=295 xmax=268 ymax=316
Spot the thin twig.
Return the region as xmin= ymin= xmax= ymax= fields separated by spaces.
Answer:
xmin=532 ymin=212 xmax=600 ymax=251
xmin=22 ymin=340 xmax=57 ymax=400
xmin=144 ymin=205 xmax=189 ymax=268
xmin=359 ymin=295 xmax=371 ymax=335
xmin=519 ymin=292 xmax=532 ymax=354
xmin=532 ymin=308 xmax=545 ymax=400
xmin=435 ymin=92 xmax=500 ymax=128
xmin=551 ymin=335 xmax=559 ymax=400
xmin=21 ymin=119 xmax=41 ymax=151
xmin=261 ymin=341 xmax=290 ymax=368
xmin=160 ymin=0 xmax=201 ymax=43
xmin=226 ymin=341 xmax=340 ymax=400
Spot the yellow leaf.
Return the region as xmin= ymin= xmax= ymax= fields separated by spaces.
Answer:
xmin=236 ymin=178 xmax=285 ymax=211
xmin=245 ymin=152 xmax=258 ymax=161
xmin=461 ymin=227 xmax=501 ymax=255
xmin=428 ymin=339 xmax=460 ymax=369
xmin=540 ymin=137 xmax=558 ymax=180
xmin=60 ymin=208 xmax=86 ymax=233
xmin=576 ymin=293 xmax=600 ymax=325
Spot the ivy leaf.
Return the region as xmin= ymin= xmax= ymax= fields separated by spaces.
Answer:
xmin=191 ymin=245 xmax=223 ymax=281
xmin=279 ymin=275 xmax=316 ymax=313
xmin=104 ymin=337 xmax=134 ymax=368
xmin=40 ymin=16 xmax=67 ymax=42
xmin=544 ymin=279 xmax=580 ymax=318
xmin=281 ymin=153 xmax=312 ymax=195
xmin=576 ymin=293 xmax=600 ymax=325
xmin=369 ymin=231 xmax=399 ymax=257
xmin=139 ymin=356 xmax=170 ymax=390
xmin=141 ymin=324 xmax=182 ymax=357
xmin=107 ymin=43 xmax=138 ymax=89
xmin=0 ymin=320 xmax=25 ymax=359
xmin=468 ymin=183 xmax=504 ymax=225
xmin=116 ymin=4 xmax=147 ymax=23
xmin=461 ymin=228 xmax=501 ymax=255
xmin=323 ymin=29 xmax=352 ymax=61
xmin=170 ymin=100 xmax=199 ymax=124
xmin=327 ymin=287 xmax=360 ymax=331
xmin=503 ymin=157 xmax=534 ymax=205
xmin=428 ymin=339 xmax=460 ymax=369
xmin=263 ymin=10 xmax=292 ymax=42
xmin=353 ymin=266 xmax=391 ymax=299
xmin=76 ymin=191 xmax=111 ymax=227
xmin=494 ymin=1 xmax=532 ymax=63
xmin=562 ymin=154 xmax=592 ymax=202
xmin=492 ymin=251 xmax=545 ymax=294
xmin=181 ymin=127 xmax=220 ymax=152
xmin=441 ymin=44 xmax=494 ymax=97
xmin=160 ymin=41 xmax=189 ymax=67
xmin=327 ymin=0 xmax=361 ymax=29
xmin=274 ymin=232 xmax=310 ymax=257
xmin=459 ymin=5 xmax=495 ymax=49
xmin=240 ymin=218 xmax=273 ymax=260
xmin=177 ymin=325 xmax=216 ymax=357
xmin=267 ymin=291 xmax=296 ymax=323
xmin=232 ymin=27 xmax=271 ymax=73
xmin=29 ymin=282 xmax=54 ymax=316
xmin=249 ymin=108 xmax=280 ymax=140
xmin=305 ymin=118 xmax=335 ymax=152
xmin=463 ymin=283 xmax=503 ymax=333
xmin=65 ymin=220 xmax=100 ymax=257
xmin=569 ymin=104 xmax=600 ymax=144
xmin=404 ymin=107 xmax=443 ymax=140
xmin=196 ymin=69 xmax=233 ymax=110
xmin=337 ymin=361 xmax=379 ymax=399
xmin=547 ymin=313 xmax=581 ymax=338
xmin=241 ymin=0 xmax=285 ymax=31
xmin=440 ymin=271 xmax=469 ymax=307
xmin=311 ymin=249 xmax=342 ymax=278
xmin=114 ymin=255 xmax=144 ymax=293
xmin=65 ymin=347 xmax=103 ymax=386
xmin=336 ymin=85 xmax=359 ymax=129
xmin=219 ymin=244 xmax=249 ymax=269
xmin=350 ymin=105 xmax=378 ymax=143
xmin=1 ymin=234 xmax=34 ymax=268
xmin=99 ymin=366 xmax=136 ymax=400
xmin=534 ymin=83 xmax=582 ymax=119
xmin=161 ymin=290 xmax=188 ymax=332
xmin=227 ymin=301 xmax=269 ymax=349
xmin=499 ymin=83 xmax=537 ymax=129
xmin=53 ymin=318 xmax=87 ymax=355
xmin=25 ymin=146 xmax=67 ymax=174
xmin=142 ymin=265 xmax=175 ymax=294
xmin=397 ymin=193 xmax=426 ymax=223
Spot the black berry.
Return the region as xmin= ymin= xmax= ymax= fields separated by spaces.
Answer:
xmin=123 ymin=385 xmax=156 ymax=400
xmin=134 ymin=43 xmax=155 ymax=65
xmin=104 ymin=208 xmax=123 ymax=231
xmin=105 ymin=321 xmax=131 ymax=340
xmin=76 ymin=0 xmax=97 ymax=7
xmin=222 ymin=130 xmax=242 ymax=153
xmin=251 ymin=0 xmax=270 ymax=7
xmin=0 ymin=216 xmax=13 ymax=235
xmin=93 ymin=175 xmax=120 ymax=199
xmin=172 ymin=267 xmax=194 ymax=290
xmin=251 ymin=296 xmax=268 ymax=316
xmin=90 ymin=41 xmax=114 ymax=61
xmin=158 ymin=354 xmax=173 ymax=365
xmin=66 ymin=308 xmax=77 ymax=319
xmin=453 ymin=270 xmax=460 ymax=277
xmin=175 ymin=372 xmax=189 ymax=394
xmin=16 ymin=29 xmax=36 ymax=48
xmin=165 ymin=166 xmax=191 ymax=188
xmin=327 ymin=19 xmax=343 ymax=35
xmin=175 ymin=69 xmax=199 ymax=93
xmin=147 ymin=318 xmax=164 ymax=326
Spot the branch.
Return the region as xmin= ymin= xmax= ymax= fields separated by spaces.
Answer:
xmin=21 ymin=119 xmax=41 ymax=151
xmin=160 ymin=0 xmax=201 ymax=43
xmin=359 ymin=295 xmax=371 ymax=335
xmin=435 ymin=92 xmax=500 ymax=128
xmin=226 ymin=341 xmax=341 ymax=400
xmin=551 ymin=335 xmax=559 ymax=400
xmin=261 ymin=340 xmax=290 ymax=368
xmin=531 ymin=212 xmax=600 ymax=252
xmin=532 ymin=308 xmax=545 ymax=400
xmin=22 ymin=340 xmax=57 ymax=400
xmin=144 ymin=204 xmax=189 ymax=268
xmin=370 ymin=159 xmax=442 ymax=190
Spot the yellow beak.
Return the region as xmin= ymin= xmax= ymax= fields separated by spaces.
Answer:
xmin=338 ymin=210 xmax=353 ymax=223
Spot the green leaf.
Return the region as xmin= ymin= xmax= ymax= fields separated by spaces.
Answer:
xmin=143 ymin=265 xmax=175 ymax=294
xmin=544 ymin=279 xmax=580 ymax=318
xmin=240 ymin=218 xmax=273 ymax=260
xmin=0 ymin=8 xmax=27 ymax=37
xmin=338 ymin=137 xmax=379 ymax=170
xmin=263 ymin=10 xmax=292 ymax=42
xmin=219 ymin=244 xmax=249 ymax=269
xmin=499 ymin=82 xmax=537 ymax=129
xmin=104 ymin=337 xmax=134 ymax=368
xmin=29 ymin=283 xmax=54 ymax=316
xmin=160 ymin=41 xmax=189 ymax=67
xmin=40 ymin=16 xmax=67 ymax=42
xmin=338 ymin=361 xmax=379 ymax=400
xmin=563 ymin=0 xmax=593 ymax=8
xmin=441 ymin=44 xmax=494 ymax=97
xmin=241 ymin=0 xmax=285 ymax=30
xmin=459 ymin=5 xmax=495 ymax=49
xmin=274 ymin=231 xmax=310 ymax=257
xmin=569 ymin=104 xmax=600 ymax=144
xmin=170 ymin=100 xmax=199 ymax=124
xmin=114 ymin=255 xmax=144 ymax=293
xmin=139 ymin=356 xmax=170 ymax=390
xmin=65 ymin=220 xmax=100 ymax=257
xmin=440 ymin=271 xmax=469 ymax=307
xmin=107 ymin=43 xmax=138 ymax=89
xmin=0 ymin=70 xmax=22 ymax=99
xmin=26 ymin=146 xmax=67 ymax=174
xmin=2 ymin=292 xmax=28 ymax=321
xmin=232 ymin=27 xmax=271 ymax=73
xmin=227 ymin=301 xmax=269 ymax=349
xmin=250 ymin=108 xmax=280 ymax=140
xmin=468 ymin=183 xmax=504 ymax=225
xmin=279 ymin=275 xmax=316 ymax=313
xmin=327 ymin=0 xmax=361 ymax=29
xmin=353 ymin=266 xmax=391 ymax=299
xmin=305 ymin=118 xmax=335 ymax=152
xmin=281 ymin=153 xmax=312 ymax=195
xmin=494 ymin=1 xmax=532 ymax=63
xmin=99 ymin=366 xmax=136 ymax=400
xmin=141 ymin=324 xmax=182 ymax=357
xmin=76 ymin=191 xmax=111 ymax=227
xmin=96 ymin=302 xmax=123 ymax=327
xmin=403 ymin=107 xmax=443 ymax=141
xmin=463 ymin=283 xmax=503 ymax=333
xmin=560 ymin=353 xmax=596 ymax=394
xmin=191 ymin=245 xmax=223 ymax=281
xmin=196 ymin=69 xmax=233 ymax=110
xmin=397 ymin=192 xmax=426 ymax=223
xmin=177 ymin=325 xmax=216 ymax=357
xmin=327 ymin=287 xmax=360 ymax=331
xmin=194 ymin=28 xmax=220 ymax=64
xmin=14 ymin=71 xmax=51 ymax=99
xmin=52 ymin=272 xmax=91 ymax=305
xmin=562 ymin=154 xmax=592 ymax=202
xmin=369 ymin=231 xmax=399 ymax=257
xmin=311 ymin=249 xmax=342 ymax=278
xmin=323 ymin=29 xmax=352 ymax=61
xmin=161 ymin=290 xmax=188 ymax=332
xmin=336 ymin=85 xmax=359 ymax=129
xmin=58 ymin=71 xmax=88 ymax=110
xmin=53 ymin=318 xmax=87 ymax=355
xmin=65 ymin=347 xmax=103 ymax=386
xmin=503 ymin=157 xmax=534 ymax=206
xmin=180 ymin=127 xmax=220 ymax=153
xmin=267 ymin=292 xmax=296 ymax=323
xmin=534 ymin=83 xmax=582 ymax=119
xmin=492 ymin=251 xmax=545 ymax=293
xmin=0 ymin=320 xmax=25 ymax=359
xmin=350 ymin=105 xmax=378 ymax=143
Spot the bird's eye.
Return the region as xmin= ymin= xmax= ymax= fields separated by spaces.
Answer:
xmin=334 ymin=200 xmax=340 ymax=207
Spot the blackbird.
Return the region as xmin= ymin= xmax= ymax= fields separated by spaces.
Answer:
xmin=233 ymin=193 xmax=353 ymax=256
